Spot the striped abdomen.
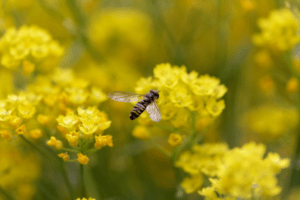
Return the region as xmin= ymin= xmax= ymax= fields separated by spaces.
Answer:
xmin=130 ymin=100 xmax=151 ymax=120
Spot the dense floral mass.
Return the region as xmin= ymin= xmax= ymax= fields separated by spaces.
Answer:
xmin=0 ymin=0 xmax=299 ymax=199
xmin=133 ymin=63 xmax=227 ymax=142
xmin=0 ymin=25 xmax=64 ymax=73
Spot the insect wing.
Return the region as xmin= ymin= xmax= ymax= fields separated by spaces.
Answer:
xmin=146 ymin=102 xmax=161 ymax=122
xmin=108 ymin=91 xmax=144 ymax=103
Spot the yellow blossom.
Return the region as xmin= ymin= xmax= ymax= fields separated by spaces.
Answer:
xmin=181 ymin=174 xmax=203 ymax=194
xmin=168 ymin=133 xmax=182 ymax=146
xmin=176 ymin=143 xmax=229 ymax=176
xmin=58 ymin=153 xmax=69 ymax=161
xmin=169 ymin=86 xmax=193 ymax=107
xmin=200 ymin=142 xmax=290 ymax=199
xmin=67 ymin=88 xmax=89 ymax=105
xmin=90 ymin=87 xmax=107 ymax=104
xmin=18 ymin=103 xmax=36 ymax=119
xmin=77 ymin=153 xmax=89 ymax=165
xmin=47 ymin=136 xmax=63 ymax=150
xmin=57 ymin=125 xmax=68 ymax=136
xmin=259 ymin=75 xmax=275 ymax=94
xmin=132 ymin=125 xmax=151 ymax=140
xmin=37 ymin=114 xmax=50 ymax=126
xmin=254 ymin=50 xmax=273 ymax=70
xmin=16 ymin=124 xmax=26 ymax=135
xmin=79 ymin=118 xmax=98 ymax=135
xmin=94 ymin=135 xmax=113 ymax=149
xmin=65 ymin=131 xmax=79 ymax=147
xmin=205 ymin=99 xmax=225 ymax=117
xmin=10 ymin=115 xmax=22 ymax=129
xmin=253 ymin=9 xmax=300 ymax=51
xmin=286 ymin=77 xmax=299 ymax=93
xmin=243 ymin=104 xmax=299 ymax=138
xmin=29 ymin=129 xmax=42 ymax=139
xmin=0 ymin=107 xmax=13 ymax=121
xmin=76 ymin=198 xmax=96 ymax=200
xmin=0 ymin=25 xmax=64 ymax=71
xmin=22 ymin=60 xmax=35 ymax=76
xmin=56 ymin=112 xmax=79 ymax=130
xmin=0 ymin=130 xmax=13 ymax=141
xmin=0 ymin=140 xmax=40 ymax=200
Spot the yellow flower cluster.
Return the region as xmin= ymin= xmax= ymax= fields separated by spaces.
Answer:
xmin=200 ymin=142 xmax=290 ymax=199
xmin=56 ymin=106 xmax=112 ymax=148
xmin=133 ymin=63 xmax=227 ymax=139
xmin=76 ymin=198 xmax=96 ymax=200
xmin=243 ymin=104 xmax=299 ymax=139
xmin=0 ymin=68 xmax=108 ymax=142
xmin=0 ymin=140 xmax=41 ymax=200
xmin=176 ymin=143 xmax=229 ymax=193
xmin=0 ymin=66 xmax=112 ymax=165
xmin=253 ymin=9 xmax=300 ymax=51
xmin=0 ymin=25 xmax=64 ymax=73
xmin=176 ymin=142 xmax=290 ymax=198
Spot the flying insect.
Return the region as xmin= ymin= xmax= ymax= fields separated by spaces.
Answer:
xmin=108 ymin=90 xmax=161 ymax=122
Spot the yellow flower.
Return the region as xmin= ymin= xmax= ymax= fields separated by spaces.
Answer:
xmin=77 ymin=153 xmax=89 ymax=165
xmin=79 ymin=118 xmax=98 ymax=135
xmin=0 ymin=130 xmax=13 ymax=141
xmin=29 ymin=129 xmax=42 ymax=139
xmin=0 ymin=140 xmax=41 ymax=200
xmin=286 ymin=77 xmax=299 ymax=93
xmin=168 ymin=133 xmax=182 ymax=146
xmin=0 ymin=25 xmax=64 ymax=71
xmin=0 ymin=107 xmax=13 ymax=121
xmin=58 ymin=153 xmax=69 ymax=161
xmin=90 ymin=87 xmax=107 ymax=104
xmin=205 ymin=98 xmax=225 ymax=117
xmin=243 ymin=104 xmax=299 ymax=139
xmin=22 ymin=60 xmax=35 ymax=76
xmin=181 ymin=174 xmax=203 ymax=194
xmin=171 ymin=108 xmax=189 ymax=128
xmin=56 ymin=112 xmax=79 ymax=130
xmin=76 ymin=198 xmax=96 ymax=200
xmin=169 ymin=85 xmax=193 ymax=107
xmin=18 ymin=103 xmax=36 ymax=119
xmin=176 ymin=143 xmax=229 ymax=177
xmin=201 ymin=142 xmax=290 ymax=199
xmin=259 ymin=75 xmax=275 ymax=94
xmin=253 ymin=9 xmax=300 ymax=51
xmin=77 ymin=106 xmax=97 ymax=118
xmin=132 ymin=125 xmax=151 ymax=140
xmin=254 ymin=50 xmax=273 ymax=70
xmin=67 ymin=88 xmax=89 ymax=105
xmin=65 ymin=131 xmax=79 ymax=147
xmin=94 ymin=135 xmax=113 ymax=149
xmin=46 ymin=136 xmax=63 ymax=150
xmin=10 ymin=115 xmax=22 ymax=129
xmin=37 ymin=114 xmax=50 ymax=126
xmin=16 ymin=124 xmax=26 ymax=135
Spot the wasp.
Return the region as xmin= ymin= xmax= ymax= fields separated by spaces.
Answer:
xmin=108 ymin=90 xmax=161 ymax=122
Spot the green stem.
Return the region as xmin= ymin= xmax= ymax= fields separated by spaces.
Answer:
xmin=19 ymin=135 xmax=53 ymax=162
xmin=86 ymin=147 xmax=98 ymax=155
xmin=62 ymin=147 xmax=80 ymax=153
xmin=19 ymin=135 xmax=74 ymax=200
xmin=80 ymin=164 xmax=87 ymax=198
xmin=59 ymin=162 xmax=75 ymax=200
xmin=0 ymin=186 xmax=15 ymax=200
